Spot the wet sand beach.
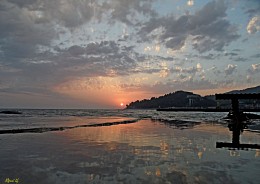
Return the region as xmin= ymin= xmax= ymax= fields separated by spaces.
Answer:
xmin=0 ymin=115 xmax=259 ymax=184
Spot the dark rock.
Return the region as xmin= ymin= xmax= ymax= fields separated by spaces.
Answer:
xmin=0 ymin=110 xmax=22 ymax=114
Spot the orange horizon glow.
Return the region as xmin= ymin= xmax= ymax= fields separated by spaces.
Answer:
xmin=52 ymin=76 xmax=255 ymax=108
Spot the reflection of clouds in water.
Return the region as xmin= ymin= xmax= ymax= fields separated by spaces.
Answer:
xmin=230 ymin=150 xmax=240 ymax=157
xmin=1 ymin=119 xmax=259 ymax=184
xmin=198 ymin=151 xmax=203 ymax=159
xmin=59 ymin=120 xmax=259 ymax=183
xmin=256 ymin=150 xmax=260 ymax=158
xmin=160 ymin=140 xmax=170 ymax=158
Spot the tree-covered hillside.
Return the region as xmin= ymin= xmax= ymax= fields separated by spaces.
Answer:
xmin=126 ymin=86 xmax=260 ymax=109
xmin=126 ymin=91 xmax=216 ymax=109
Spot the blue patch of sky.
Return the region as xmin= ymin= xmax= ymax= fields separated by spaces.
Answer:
xmin=224 ymin=0 xmax=260 ymax=68
xmin=150 ymin=0 xmax=204 ymax=17
xmin=226 ymin=2 xmax=250 ymax=35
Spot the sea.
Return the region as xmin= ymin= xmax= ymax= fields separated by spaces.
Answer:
xmin=0 ymin=109 xmax=259 ymax=184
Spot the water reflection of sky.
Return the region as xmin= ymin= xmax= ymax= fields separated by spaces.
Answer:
xmin=0 ymin=119 xmax=259 ymax=184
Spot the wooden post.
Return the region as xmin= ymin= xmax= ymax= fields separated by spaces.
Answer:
xmin=231 ymin=98 xmax=239 ymax=118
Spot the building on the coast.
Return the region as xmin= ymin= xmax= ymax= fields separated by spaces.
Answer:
xmin=187 ymin=94 xmax=201 ymax=107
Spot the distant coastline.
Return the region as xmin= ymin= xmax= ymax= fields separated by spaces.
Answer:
xmin=126 ymin=86 xmax=260 ymax=109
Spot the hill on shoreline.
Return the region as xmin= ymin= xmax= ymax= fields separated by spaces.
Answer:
xmin=126 ymin=86 xmax=260 ymax=109
xmin=227 ymin=86 xmax=260 ymax=94
xmin=126 ymin=91 xmax=216 ymax=109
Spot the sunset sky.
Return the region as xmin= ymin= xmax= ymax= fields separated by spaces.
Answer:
xmin=0 ymin=0 xmax=260 ymax=108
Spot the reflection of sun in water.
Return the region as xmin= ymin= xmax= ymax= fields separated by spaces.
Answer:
xmin=120 ymin=102 xmax=124 ymax=107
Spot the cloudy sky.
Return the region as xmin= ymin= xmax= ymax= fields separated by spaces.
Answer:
xmin=0 ymin=0 xmax=260 ymax=108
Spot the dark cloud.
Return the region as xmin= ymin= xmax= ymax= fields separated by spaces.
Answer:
xmin=165 ymin=35 xmax=186 ymax=50
xmin=0 ymin=0 xmax=158 ymax=63
xmin=224 ymin=52 xmax=239 ymax=57
xmin=155 ymin=56 xmax=175 ymax=62
xmin=187 ymin=53 xmax=221 ymax=61
xmin=199 ymin=53 xmax=219 ymax=60
xmin=191 ymin=18 xmax=239 ymax=52
xmin=245 ymin=1 xmax=260 ymax=17
xmin=102 ymin=0 xmax=157 ymax=25
xmin=223 ymin=51 xmax=246 ymax=62
xmin=232 ymin=57 xmax=248 ymax=62
xmin=67 ymin=41 xmax=120 ymax=56
xmin=232 ymin=49 xmax=241 ymax=52
xmin=138 ymin=0 xmax=239 ymax=53
xmin=0 ymin=1 xmax=55 ymax=61
xmin=4 ymin=0 xmax=95 ymax=28
xmin=41 ymin=41 xmax=142 ymax=78
xmin=6 ymin=0 xmax=40 ymax=8
xmin=0 ymin=0 xmax=258 ymax=108
xmin=0 ymin=40 xmax=144 ymax=98
xmin=251 ymin=53 xmax=260 ymax=58
xmin=46 ymin=0 xmax=95 ymax=27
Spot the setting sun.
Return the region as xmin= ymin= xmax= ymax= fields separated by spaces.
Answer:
xmin=120 ymin=103 xmax=124 ymax=107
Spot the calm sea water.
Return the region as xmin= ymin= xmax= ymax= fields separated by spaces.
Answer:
xmin=0 ymin=109 xmax=259 ymax=184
